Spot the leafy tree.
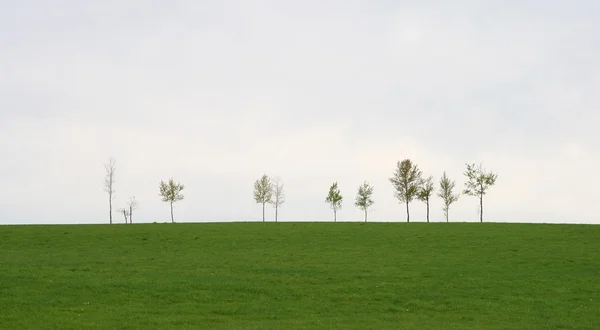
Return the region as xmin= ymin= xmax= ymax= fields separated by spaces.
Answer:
xmin=159 ymin=178 xmax=185 ymax=223
xmin=463 ymin=163 xmax=498 ymax=222
xmin=103 ymin=157 xmax=116 ymax=224
xmin=417 ymin=176 xmax=434 ymax=222
xmin=271 ymin=177 xmax=285 ymax=222
xmin=389 ymin=159 xmax=422 ymax=222
xmin=437 ymin=172 xmax=460 ymax=222
xmin=253 ymin=174 xmax=273 ymax=222
xmin=354 ymin=181 xmax=374 ymax=222
xmin=325 ymin=182 xmax=343 ymax=222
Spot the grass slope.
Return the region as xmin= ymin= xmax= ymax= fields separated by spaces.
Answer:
xmin=0 ymin=222 xmax=598 ymax=329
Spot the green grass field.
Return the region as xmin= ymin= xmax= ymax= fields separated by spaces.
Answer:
xmin=0 ymin=222 xmax=598 ymax=329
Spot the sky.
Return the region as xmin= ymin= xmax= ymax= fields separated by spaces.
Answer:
xmin=1 ymin=0 xmax=599 ymax=225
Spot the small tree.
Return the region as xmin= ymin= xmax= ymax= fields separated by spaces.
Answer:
xmin=103 ymin=157 xmax=116 ymax=224
xmin=271 ymin=177 xmax=285 ymax=222
xmin=354 ymin=181 xmax=374 ymax=222
xmin=128 ymin=196 xmax=138 ymax=224
xmin=159 ymin=178 xmax=185 ymax=223
xmin=437 ymin=172 xmax=460 ymax=222
xmin=253 ymin=174 xmax=273 ymax=222
xmin=118 ymin=208 xmax=129 ymax=223
xmin=325 ymin=182 xmax=343 ymax=222
xmin=417 ymin=176 xmax=434 ymax=222
xmin=463 ymin=163 xmax=497 ymax=222
xmin=389 ymin=159 xmax=422 ymax=222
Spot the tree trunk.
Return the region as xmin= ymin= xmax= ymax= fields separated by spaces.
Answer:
xmin=364 ymin=209 xmax=367 ymax=222
xmin=109 ymin=194 xmax=112 ymax=225
xmin=262 ymin=203 xmax=265 ymax=222
xmin=426 ymin=198 xmax=429 ymax=222
xmin=170 ymin=201 xmax=174 ymax=223
xmin=446 ymin=208 xmax=449 ymax=223
xmin=129 ymin=205 xmax=133 ymax=224
xmin=480 ymin=193 xmax=483 ymax=223
xmin=275 ymin=205 xmax=278 ymax=222
xmin=334 ymin=210 xmax=337 ymax=222
xmin=406 ymin=201 xmax=410 ymax=223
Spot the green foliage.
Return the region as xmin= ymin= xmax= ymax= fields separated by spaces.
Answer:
xmin=417 ymin=175 xmax=434 ymax=222
xmin=437 ymin=172 xmax=460 ymax=222
xmin=354 ymin=181 xmax=374 ymax=222
xmin=389 ymin=159 xmax=422 ymax=222
xmin=417 ymin=176 xmax=434 ymax=203
xmin=354 ymin=181 xmax=374 ymax=211
xmin=463 ymin=163 xmax=498 ymax=197
xmin=463 ymin=163 xmax=498 ymax=222
xmin=159 ymin=178 xmax=185 ymax=223
xmin=325 ymin=182 xmax=343 ymax=221
xmin=1 ymin=223 xmax=599 ymax=329
xmin=158 ymin=178 xmax=185 ymax=203
xmin=253 ymin=174 xmax=273 ymax=205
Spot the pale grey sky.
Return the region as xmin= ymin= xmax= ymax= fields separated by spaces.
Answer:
xmin=1 ymin=1 xmax=599 ymax=224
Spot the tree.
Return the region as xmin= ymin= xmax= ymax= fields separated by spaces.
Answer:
xmin=128 ymin=196 xmax=138 ymax=224
xmin=159 ymin=178 xmax=185 ymax=223
xmin=118 ymin=208 xmax=130 ymax=223
xmin=325 ymin=182 xmax=343 ymax=222
xmin=417 ymin=176 xmax=434 ymax=222
xmin=437 ymin=172 xmax=460 ymax=222
xmin=103 ymin=157 xmax=116 ymax=224
xmin=271 ymin=177 xmax=285 ymax=222
xmin=389 ymin=159 xmax=422 ymax=222
xmin=354 ymin=181 xmax=374 ymax=222
xmin=253 ymin=174 xmax=273 ymax=222
xmin=463 ymin=163 xmax=498 ymax=222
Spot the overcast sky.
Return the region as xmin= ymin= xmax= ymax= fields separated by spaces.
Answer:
xmin=1 ymin=1 xmax=599 ymax=225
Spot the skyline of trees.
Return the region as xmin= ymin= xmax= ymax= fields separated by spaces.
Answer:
xmin=104 ymin=158 xmax=497 ymax=223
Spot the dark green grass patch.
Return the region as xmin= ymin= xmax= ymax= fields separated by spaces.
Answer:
xmin=0 ymin=222 xmax=598 ymax=329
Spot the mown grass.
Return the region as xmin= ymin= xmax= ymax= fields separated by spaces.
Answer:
xmin=0 ymin=222 xmax=598 ymax=329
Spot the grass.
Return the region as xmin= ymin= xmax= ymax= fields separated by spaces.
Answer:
xmin=0 ymin=222 xmax=599 ymax=329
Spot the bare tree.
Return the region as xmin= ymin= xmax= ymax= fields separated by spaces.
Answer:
xmin=104 ymin=157 xmax=116 ymax=224
xmin=389 ymin=159 xmax=422 ymax=222
xmin=118 ymin=208 xmax=130 ymax=223
xmin=253 ymin=174 xmax=273 ymax=222
xmin=159 ymin=178 xmax=185 ymax=223
xmin=354 ymin=181 xmax=374 ymax=222
xmin=128 ymin=196 xmax=138 ymax=224
xmin=437 ymin=172 xmax=460 ymax=222
xmin=463 ymin=163 xmax=498 ymax=222
xmin=417 ymin=176 xmax=435 ymax=222
xmin=271 ymin=177 xmax=285 ymax=222
xmin=325 ymin=182 xmax=343 ymax=222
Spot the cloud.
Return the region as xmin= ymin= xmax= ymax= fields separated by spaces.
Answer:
xmin=1 ymin=0 xmax=599 ymax=224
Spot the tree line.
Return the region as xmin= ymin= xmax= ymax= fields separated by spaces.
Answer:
xmin=104 ymin=158 xmax=497 ymax=224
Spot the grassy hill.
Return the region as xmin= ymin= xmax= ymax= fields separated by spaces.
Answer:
xmin=0 ymin=222 xmax=598 ymax=329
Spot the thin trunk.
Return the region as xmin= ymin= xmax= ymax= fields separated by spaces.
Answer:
xmin=426 ymin=198 xmax=430 ymax=223
xmin=275 ymin=205 xmax=278 ymax=222
xmin=170 ymin=201 xmax=174 ymax=223
xmin=364 ymin=209 xmax=367 ymax=222
xmin=129 ymin=205 xmax=133 ymax=224
xmin=334 ymin=210 xmax=337 ymax=222
xmin=109 ymin=193 xmax=112 ymax=224
xmin=446 ymin=207 xmax=449 ymax=223
xmin=480 ymin=193 xmax=483 ymax=222
xmin=406 ymin=201 xmax=410 ymax=223
xmin=262 ymin=203 xmax=265 ymax=222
